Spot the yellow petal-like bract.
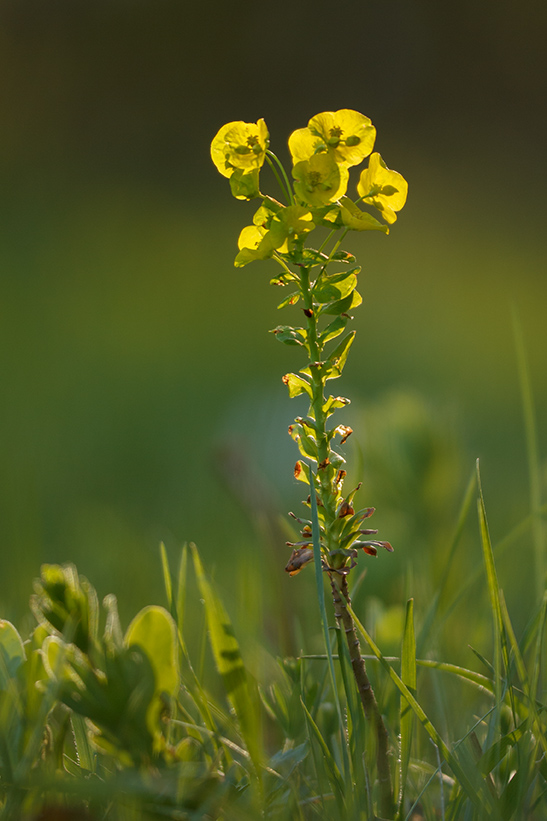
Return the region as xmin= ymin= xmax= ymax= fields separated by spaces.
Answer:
xmin=292 ymin=153 xmax=348 ymax=207
xmin=289 ymin=110 xmax=376 ymax=168
xmin=357 ymin=153 xmax=408 ymax=223
xmin=211 ymin=119 xmax=269 ymax=178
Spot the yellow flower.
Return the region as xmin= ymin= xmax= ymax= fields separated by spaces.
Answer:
xmin=289 ymin=110 xmax=376 ymax=168
xmin=357 ymin=153 xmax=408 ymax=223
xmin=292 ymin=153 xmax=348 ymax=207
xmin=211 ymin=119 xmax=269 ymax=178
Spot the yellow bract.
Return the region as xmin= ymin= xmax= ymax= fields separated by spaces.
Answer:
xmin=292 ymin=153 xmax=348 ymax=207
xmin=339 ymin=197 xmax=389 ymax=234
xmin=289 ymin=109 xmax=376 ymax=168
xmin=235 ymin=205 xmax=315 ymax=267
xmin=357 ymin=153 xmax=408 ymax=224
xmin=288 ymin=127 xmax=327 ymax=164
xmin=210 ymin=119 xmax=269 ymax=178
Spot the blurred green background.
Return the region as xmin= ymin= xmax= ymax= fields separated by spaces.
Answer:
xmin=0 ymin=0 xmax=546 ymax=657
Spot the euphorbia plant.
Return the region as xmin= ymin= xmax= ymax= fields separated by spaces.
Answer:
xmin=211 ymin=109 xmax=407 ymax=817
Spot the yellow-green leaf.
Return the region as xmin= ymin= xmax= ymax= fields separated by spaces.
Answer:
xmin=125 ymin=606 xmax=179 ymax=698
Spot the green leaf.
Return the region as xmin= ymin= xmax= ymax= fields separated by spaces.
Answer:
xmin=0 ymin=620 xmax=26 ymax=688
xmin=330 ymin=250 xmax=356 ymax=264
xmin=270 ymin=325 xmax=307 ymax=346
xmin=319 ymin=288 xmax=363 ymax=316
xmin=282 ymin=372 xmax=313 ymax=399
xmin=328 ymin=449 xmax=346 ymax=469
xmin=288 ymin=423 xmax=318 ymax=461
xmin=323 ymin=331 xmax=356 ymax=380
xmin=277 ymin=292 xmax=300 ymax=309
xmin=322 ymin=395 xmax=351 ymax=417
xmin=294 ymin=459 xmax=311 ymax=485
xmin=313 ymin=269 xmax=359 ymax=304
xmin=31 ymin=564 xmax=99 ymax=656
xmin=125 ymin=605 xmax=180 ymax=699
xmin=319 ymin=315 xmax=349 ymax=346
xmin=289 ymin=247 xmax=329 ymax=267
xmin=190 ymin=544 xmax=262 ymax=774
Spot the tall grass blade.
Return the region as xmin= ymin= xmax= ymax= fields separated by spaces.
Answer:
xmin=159 ymin=541 xmax=173 ymax=613
xmin=176 ymin=542 xmax=188 ymax=644
xmin=190 ymin=543 xmax=262 ymax=777
xmin=512 ymin=307 xmax=545 ymax=602
xmin=440 ymin=503 xmax=547 ymax=634
xmin=476 ymin=459 xmax=508 ymax=734
xmin=398 ymin=598 xmax=416 ymax=819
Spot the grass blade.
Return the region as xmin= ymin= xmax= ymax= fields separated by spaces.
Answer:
xmin=191 ymin=543 xmax=262 ymax=777
xmin=398 ymin=598 xmax=416 ymax=819
xmin=176 ymin=542 xmax=188 ymax=644
xmin=476 ymin=459 xmax=509 ymax=731
xmin=512 ymin=308 xmax=545 ymax=602
xmin=159 ymin=541 xmax=173 ymax=614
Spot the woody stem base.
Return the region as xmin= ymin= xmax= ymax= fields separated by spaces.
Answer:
xmin=329 ymin=572 xmax=394 ymax=819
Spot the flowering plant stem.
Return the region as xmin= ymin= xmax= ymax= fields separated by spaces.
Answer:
xmin=211 ymin=109 xmax=408 ymax=819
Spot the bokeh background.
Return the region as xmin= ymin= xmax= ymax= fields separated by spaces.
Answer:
xmin=1 ymin=0 xmax=546 ymax=659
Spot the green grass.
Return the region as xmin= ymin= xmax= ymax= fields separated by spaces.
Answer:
xmin=0 ymin=425 xmax=546 ymax=818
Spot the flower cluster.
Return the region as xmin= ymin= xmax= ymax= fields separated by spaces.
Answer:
xmin=211 ymin=109 xmax=408 ymax=267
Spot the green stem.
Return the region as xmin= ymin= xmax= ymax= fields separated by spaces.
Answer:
xmin=266 ymin=150 xmax=294 ymax=205
xmin=299 ymin=268 xmax=337 ymax=528
xmin=297 ymin=261 xmax=394 ymax=817
xmin=327 ymin=227 xmax=350 ymax=261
